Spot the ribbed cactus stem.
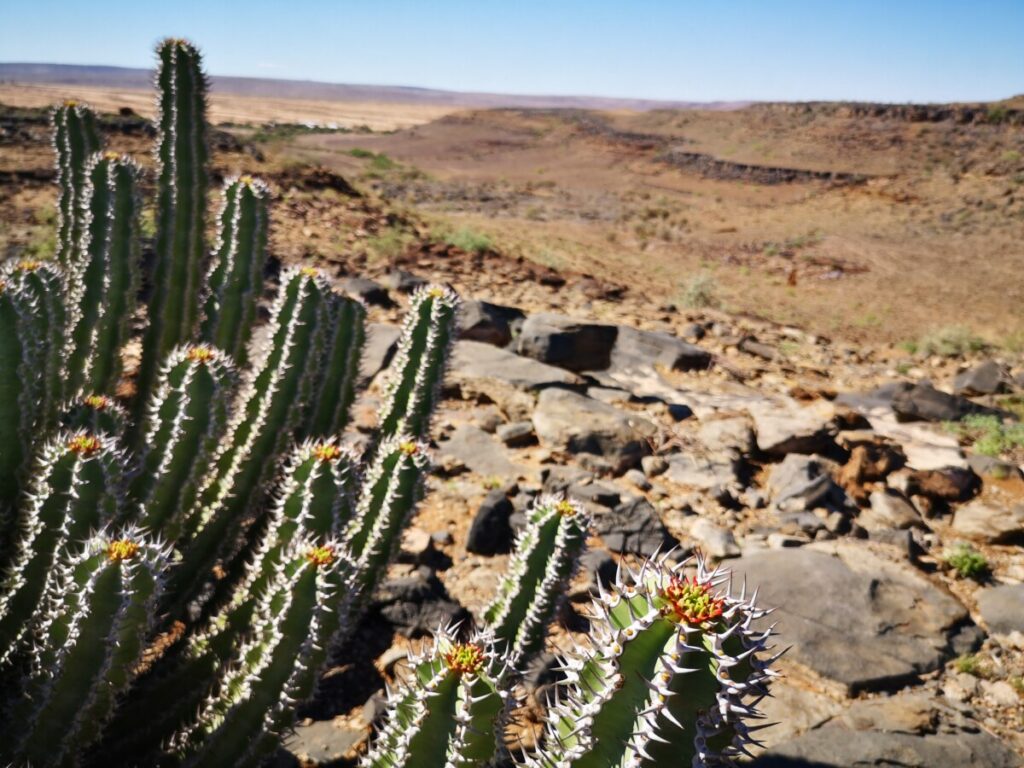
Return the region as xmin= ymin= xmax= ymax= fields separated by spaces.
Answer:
xmin=375 ymin=284 xmax=459 ymax=443
xmin=175 ymin=539 xmax=353 ymax=767
xmin=363 ymin=627 xmax=509 ymax=768
xmin=0 ymin=259 xmax=66 ymax=430
xmin=344 ymin=435 xmax=429 ymax=600
xmin=531 ymin=554 xmax=778 ymax=768
xmin=135 ymin=38 xmax=209 ymax=413
xmin=67 ymin=152 xmax=142 ymax=396
xmin=59 ymin=392 xmax=128 ymax=437
xmin=52 ymin=101 xmax=102 ymax=270
xmin=307 ymin=294 xmax=367 ymax=437
xmin=0 ymin=431 xmax=122 ymax=666
xmin=200 ymin=176 xmax=269 ymax=367
xmin=130 ymin=344 xmax=236 ymax=543
xmin=0 ymin=277 xmax=43 ymax=520
xmin=167 ymin=268 xmax=334 ymax=615
xmin=2 ymin=530 xmax=167 ymax=768
xmin=483 ymin=495 xmax=590 ymax=665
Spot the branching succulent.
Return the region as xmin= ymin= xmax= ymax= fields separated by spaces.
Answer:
xmin=0 ymin=34 xmax=776 ymax=768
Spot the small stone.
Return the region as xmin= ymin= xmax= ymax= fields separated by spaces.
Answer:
xmin=859 ymin=490 xmax=921 ymax=530
xmin=954 ymin=360 xmax=1011 ymax=396
xmin=496 ymin=421 xmax=536 ymax=447
xmin=689 ymin=517 xmax=740 ymax=558
xmin=431 ymin=530 xmax=454 ymax=546
xmin=981 ymin=680 xmax=1020 ymax=708
xmin=339 ymin=276 xmax=392 ymax=307
xmin=892 ymin=381 xmax=1002 ymax=423
xmin=567 ymin=481 xmax=621 ymax=509
xmin=593 ymin=497 xmax=678 ymax=556
xmin=641 ymin=455 xmax=668 ymax=477
xmin=623 ymin=468 xmax=651 ymax=490
xmin=697 ymin=416 xmax=756 ymax=455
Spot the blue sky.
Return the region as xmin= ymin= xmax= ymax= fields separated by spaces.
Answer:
xmin=2 ymin=1 xmax=1022 ymax=102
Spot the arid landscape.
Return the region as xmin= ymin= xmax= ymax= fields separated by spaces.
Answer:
xmin=1 ymin=62 xmax=1024 ymax=767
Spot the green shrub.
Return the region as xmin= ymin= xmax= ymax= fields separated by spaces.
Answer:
xmin=944 ymin=414 xmax=1024 ymax=457
xmin=944 ymin=543 xmax=990 ymax=580
xmin=919 ymin=326 xmax=987 ymax=357
xmin=444 ymin=226 xmax=493 ymax=254
xmin=680 ymin=273 xmax=719 ymax=309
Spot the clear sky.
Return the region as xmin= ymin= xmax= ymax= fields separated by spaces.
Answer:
xmin=2 ymin=1 xmax=1022 ymax=103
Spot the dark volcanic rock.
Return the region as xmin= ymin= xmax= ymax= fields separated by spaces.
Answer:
xmin=339 ymin=276 xmax=392 ymax=307
xmin=516 ymin=312 xmax=618 ymax=372
xmin=373 ymin=566 xmax=468 ymax=637
xmin=609 ymin=326 xmax=712 ymax=373
xmin=892 ymin=382 xmax=1001 ymax=422
xmin=593 ymin=497 xmax=678 ymax=556
xmin=466 ymin=489 xmax=514 ymax=555
xmin=458 ymin=299 xmax=526 ymax=347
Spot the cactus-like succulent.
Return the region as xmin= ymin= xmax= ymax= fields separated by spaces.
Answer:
xmin=307 ymin=294 xmax=367 ymax=437
xmin=483 ymin=495 xmax=591 ymax=665
xmin=0 ymin=431 xmax=123 ymax=666
xmin=0 ymin=259 xmax=66 ymax=431
xmin=374 ymin=284 xmax=459 ymax=443
xmin=66 ymin=152 xmax=142 ymax=396
xmin=130 ymin=344 xmax=236 ymax=544
xmin=174 ymin=539 xmax=354 ymax=768
xmin=200 ymin=176 xmax=269 ymax=367
xmin=344 ymin=435 xmax=430 ymax=600
xmin=52 ymin=101 xmax=102 ymax=270
xmin=363 ymin=627 xmax=510 ymax=768
xmin=59 ymin=392 xmax=129 ymax=437
xmin=1 ymin=530 xmax=167 ymax=768
xmin=530 ymin=554 xmax=778 ymax=768
xmin=135 ymin=38 xmax=209 ymax=413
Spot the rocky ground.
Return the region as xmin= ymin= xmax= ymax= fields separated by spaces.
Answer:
xmin=271 ymin=273 xmax=1024 ymax=767
xmin=2 ymin=102 xmax=1023 ymax=767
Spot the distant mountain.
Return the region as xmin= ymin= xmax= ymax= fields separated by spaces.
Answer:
xmin=0 ymin=63 xmax=748 ymax=112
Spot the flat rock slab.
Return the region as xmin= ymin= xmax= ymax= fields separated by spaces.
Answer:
xmin=665 ymin=452 xmax=742 ymax=490
xmin=748 ymin=401 xmax=834 ymax=456
xmin=284 ymin=718 xmax=366 ymax=765
xmin=754 ymin=694 xmax=1021 ymax=767
xmin=977 ymin=583 xmax=1024 ymax=635
xmin=731 ymin=542 xmax=969 ymax=693
xmin=952 ymin=500 xmax=1024 ymax=544
xmin=360 ymin=323 xmax=401 ymax=384
xmin=592 ymin=497 xmax=678 ymax=556
xmin=449 ymin=340 xmax=581 ymax=420
xmin=437 ymin=424 xmax=526 ymax=480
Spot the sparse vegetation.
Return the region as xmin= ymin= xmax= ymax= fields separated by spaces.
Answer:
xmin=679 ymin=273 xmax=719 ymax=309
xmin=944 ymin=543 xmax=990 ymax=580
xmin=365 ymin=224 xmax=415 ymax=261
xmin=249 ymin=122 xmax=354 ymax=143
xmin=944 ymin=414 xmax=1024 ymax=457
xmin=956 ymin=653 xmax=987 ymax=677
xmin=443 ymin=226 xmax=493 ymax=254
xmin=918 ymin=325 xmax=988 ymax=357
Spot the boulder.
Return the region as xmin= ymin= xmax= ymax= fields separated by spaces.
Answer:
xmin=954 ymin=360 xmax=1011 ymax=396
xmin=515 ymin=313 xmax=618 ymax=372
xmin=593 ymin=497 xmax=678 ymax=556
xmin=977 ymin=583 xmax=1024 ymax=635
xmin=892 ymin=382 xmax=1001 ymax=422
xmin=449 ymin=340 xmax=581 ymax=421
xmin=608 ymin=326 xmax=711 ymax=373
xmin=906 ymin=465 xmax=980 ymax=502
xmin=951 ymin=500 xmax=1024 ymax=543
xmin=532 ymin=388 xmax=655 ymax=473
xmin=466 ymin=489 xmax=514 ymax=555
xmin=373 ymin=566 xmax=469 ymax=638
xmin=731 ymin=542 xmax=970 ymax=693
xmin=458 ymin=299 xmax=525 ymax=347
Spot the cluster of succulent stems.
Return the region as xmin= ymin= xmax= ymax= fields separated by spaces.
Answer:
xmin=0 ymin=36 xmax=776 ymax=768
